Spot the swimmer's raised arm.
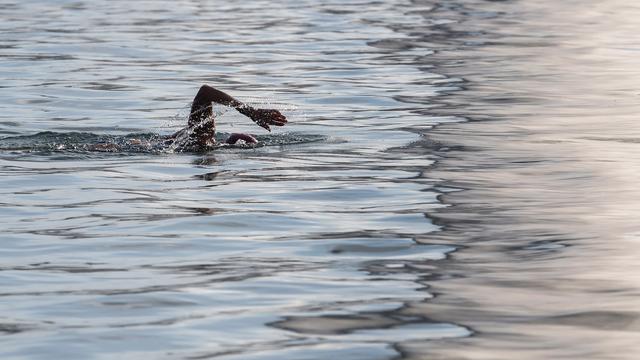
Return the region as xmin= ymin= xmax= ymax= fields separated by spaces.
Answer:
xmin=191 ymin=84 xmax=245 ymax=110
xmin=192 ymin=85 xmax=287 ymax=132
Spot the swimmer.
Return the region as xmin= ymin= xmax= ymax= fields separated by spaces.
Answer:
xmin=171 ymin=84 xmax=287 ymax=149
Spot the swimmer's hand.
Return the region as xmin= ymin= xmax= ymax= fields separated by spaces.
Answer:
xmin=238 ymin=106 xmax=287 ymax=132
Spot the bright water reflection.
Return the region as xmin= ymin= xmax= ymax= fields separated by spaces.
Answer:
xmin=421 ymin=0 xmax=640 ymax=359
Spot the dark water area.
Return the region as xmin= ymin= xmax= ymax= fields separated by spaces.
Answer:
xmin=0 ymin=131 xmax=326 ymax=154
xmin=1 ymin=0 xmax=639 ymax=359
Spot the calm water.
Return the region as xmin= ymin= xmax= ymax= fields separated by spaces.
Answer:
xmin=422 ymin=1 xmax=640 ymax=359
xmin=1 ymin=0 xmax=639 ymax=359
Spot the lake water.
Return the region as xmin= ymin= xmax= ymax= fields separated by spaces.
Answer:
xmin=1 ymin=0 xmax=639 ymax=359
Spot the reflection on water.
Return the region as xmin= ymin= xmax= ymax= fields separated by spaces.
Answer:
xmin=419 ymin=0 xmax=640 ymax=359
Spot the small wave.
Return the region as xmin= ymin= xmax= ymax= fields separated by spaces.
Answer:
xmin=0 ymin=131 xmax=326 ymax=155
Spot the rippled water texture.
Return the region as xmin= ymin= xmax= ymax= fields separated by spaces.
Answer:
xmin=421 ymin=1 xmax=640 ymax=359
xmin=1 ymin=1 xmax=467 ymax=359
xmin=3 ymin=0 xmax=639 ymax=359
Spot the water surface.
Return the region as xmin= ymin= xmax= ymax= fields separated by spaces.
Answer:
xmin=419 ymin=1 xmax=640 ymax=359
xmin=3 ymin=0 xmax=639 ymax=359
xmin=1 ymin=1 xmax=467 ymax=359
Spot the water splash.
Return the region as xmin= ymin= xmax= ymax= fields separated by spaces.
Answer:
xmin=0 ymin=131 xmax=325 ymax=155
xmin=163 ymin=101 xmax=305 ymax=153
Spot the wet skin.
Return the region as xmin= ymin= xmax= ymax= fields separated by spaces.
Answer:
xmin=173 ymin=84 xmax=287 ymax=148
